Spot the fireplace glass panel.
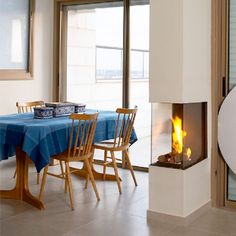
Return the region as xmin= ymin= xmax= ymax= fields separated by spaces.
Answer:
xmin=152 ymin=102 xmax=207 ymax=170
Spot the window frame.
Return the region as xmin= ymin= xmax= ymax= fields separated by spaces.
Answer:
xmin=0 ymin=0 xmax=35 ymax=80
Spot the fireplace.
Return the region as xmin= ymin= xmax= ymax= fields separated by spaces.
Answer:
xmin=152 ymin=102 xmax=207 ymax=170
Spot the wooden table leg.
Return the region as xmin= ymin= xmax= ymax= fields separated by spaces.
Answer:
xmin=70 ymin=148 xmax=121 ymax=181
xmin=70 ymin=166 xmax=120 ymax=180
xmin=70 ymin=162 xmax=122 ymax=181
xmin=0 ymin=147 xmax=45 ymax=210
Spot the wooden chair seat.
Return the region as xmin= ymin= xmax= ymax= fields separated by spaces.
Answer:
xmin=52 ymin=149 xmax=92 ymax=162
xmin=94 ymin=139 xmax=129 ymax=152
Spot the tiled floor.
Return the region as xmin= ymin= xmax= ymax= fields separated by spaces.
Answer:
xmin=0 ymin=158 xmax=236 ymax=236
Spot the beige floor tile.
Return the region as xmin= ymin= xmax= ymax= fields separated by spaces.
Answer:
xmin=164 ymin=226 xmax=227 ymax=236
xmin=1 ymin=158 xmax=236 ymax=236
xmin=188 ymin=208 xmax=236 ymax=236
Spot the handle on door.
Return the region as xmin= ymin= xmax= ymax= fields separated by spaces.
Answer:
xmin=222 ymin=76 xmax=227 ymax=97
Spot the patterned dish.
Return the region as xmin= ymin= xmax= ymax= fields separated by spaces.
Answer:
xmin=74 ymin=103 xmax=86 ymax=113
xmin=34 ymin=107 xmax=54 ymax=119
xmin=62 ymin=102 xmax=86 ymax=113
xmin=45 ymin=102 xmax=75 ymax=117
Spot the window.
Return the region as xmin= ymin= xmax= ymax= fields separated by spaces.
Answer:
xmin=96 ymin=46 xmax=123 ymax=80
xmin=96 ymin=46 xmax=149 ymax=81
xmin=228 ymin=0 xmax=236 ymax=202
xmin=0 ymin=0 xmax=34 ymax=80
xmin=229 ymin=0 xmax=236 ymax=90
xmin=130 ymin=49 xmax=149 ymax=79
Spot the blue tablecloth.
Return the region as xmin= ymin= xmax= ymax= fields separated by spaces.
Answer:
xmin=0 ymin=110 xmax=137 ymax=172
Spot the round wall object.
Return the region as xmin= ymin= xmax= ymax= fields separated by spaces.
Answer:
xmin=218 ymin=86 xmax=236 ymax=174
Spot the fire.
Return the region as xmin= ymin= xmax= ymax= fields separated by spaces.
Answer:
xmin=186 ymin=147 xmax=192 ymax=160
xmin=172 ymin=116 xmax=185 ymax=154
xmin=172 ymin=116 xmax=191 ymax=159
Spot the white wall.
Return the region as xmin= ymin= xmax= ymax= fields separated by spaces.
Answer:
xmin=0 ymin=0 xmax=54 ymax=115
xmin=149 ymin=0 xmax=183 ymax=103
xmin=149 ymin=0 xmax=211 ymax=103
xmin=182 ymin=0 xmax=211 ymax=102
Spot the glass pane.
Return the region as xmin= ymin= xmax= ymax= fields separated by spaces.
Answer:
xmin=228 ymin=0 xmax=236 ymax=202
xmin=0 ymin=0 xmax=29 ymax=69
xmin=229 ymin=0 xmax=236 ymax=90
xmin=144 ymin=52 xmax=149 ymax=78
xmin=151 ymin=103 xmax=172 ymax=164
xmin=228 ymin=168 xmax=236 ymax=201
xmin=131 ymin=50 xmax=144 ymax=79
xmin=96 ymin=46 xmax=122 ymax=80
xmin=65 ymin=3 xmax=123 ymax=161
xmin=66 ymin=3 xmax=123 ymax=110
xmin=129 ymin=2 xmax=150 ymax=167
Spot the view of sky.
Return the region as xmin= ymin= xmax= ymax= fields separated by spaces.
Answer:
xmin=96 ymin=5 xmax=149 ymax=50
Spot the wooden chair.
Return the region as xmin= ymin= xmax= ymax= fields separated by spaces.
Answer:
xmin=14 ymin=101 xmax=45 ymax=184
xmin=93 ymin=107 xmax=138 ymax=194
xmin=16 ymin=100 xmax=45 ymax=113
xmin=39 ymin=113 xmax=100 ymax=210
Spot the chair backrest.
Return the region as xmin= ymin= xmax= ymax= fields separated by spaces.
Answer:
xmin=16 ymin=101 xmax=45 ymax=113
xmin=113 ymin=107 xmax=137 ymax=148
xmin=68 ymin=113 xmax=98 ymax=160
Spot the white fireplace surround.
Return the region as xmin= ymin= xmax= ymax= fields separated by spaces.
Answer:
xmin=148 ymin=0 xmax=211 ymax=218
xmin=149 ymin=0 xmax=211 ymax=104
xmin=148 ymin=159 xmax=210 ymax=218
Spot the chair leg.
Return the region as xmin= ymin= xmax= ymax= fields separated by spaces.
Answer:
xmin=85 ymin=157 xmax=92 ymax=189
xmin=37 ymin=173 xmax=40 ymax=184
xmin=59 ymin=161 xmax=67 ymax=193
xmin=59 ymin=160 xmax=64 ymax=176
xmin=65 ymin=162 xmax=74 ymax=210
xmin=103 ymin=150 xmax=107 ymax=180
xmin=13 ymin=168 xmax=17 ymax=179
xmin=85 ymin=173 xmax=89 ymax=189
xmin=85 ymin=148 xmax=94 ymax=189
xmin=124 ymin=150 xmax=137 ymax=186
xmin=84 ymin=158 xmax=100 ymax=201
xmin=39 ymin=165 xmax=49 ymax=201
xmin=111 ymin=151 xmax=122 ymax=194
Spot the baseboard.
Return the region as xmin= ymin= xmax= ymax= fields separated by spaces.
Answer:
xmin=147 ymin=201 xmax=211 ymax=226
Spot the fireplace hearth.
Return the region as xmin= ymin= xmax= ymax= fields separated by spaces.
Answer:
xmin=152 ymin=102 xmax=207 ymax=170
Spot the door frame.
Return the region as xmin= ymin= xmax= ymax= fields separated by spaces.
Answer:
xmin=211 ymin=0 xmax=236 ymax=208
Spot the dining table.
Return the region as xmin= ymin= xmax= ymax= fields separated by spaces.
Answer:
xmin=0 ymin=109 xmax=137 ymax=209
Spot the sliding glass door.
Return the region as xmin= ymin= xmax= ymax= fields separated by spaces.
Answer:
xmin=129 ymin=2 xmax=150 ymax=168
xmin=59 ymin=0 xmax=150 ymax=168
xmin=227 ymin=0 xmax=236 ymax=202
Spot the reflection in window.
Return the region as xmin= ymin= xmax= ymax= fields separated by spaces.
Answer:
xmin=229 ymin=0 xmax=236 ymax=89
xmin=228 ymin=0 xmax=236 ymax=202
xmin=144 ymin=52 xmax=149 ymax=78
xmin=96 ymin=46 xmax=123 ymax=80
xmin=131 ymin=50 xmax=143 ymax=79
xmin=0 ymin=0 xmax=29 ymax=70
xmin=96 ymin=46 xmax=149 ymax=80
xmin=11 ymin=19 xmax=23 ymax=63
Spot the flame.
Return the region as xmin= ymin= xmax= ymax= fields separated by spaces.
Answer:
xmin=172 ymin=116 xmax=192 ymax=160
xmin=186 ymin=147 xmax=192 ymax=160
xmin=172 ymin=116 xmax=185 ymax=154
